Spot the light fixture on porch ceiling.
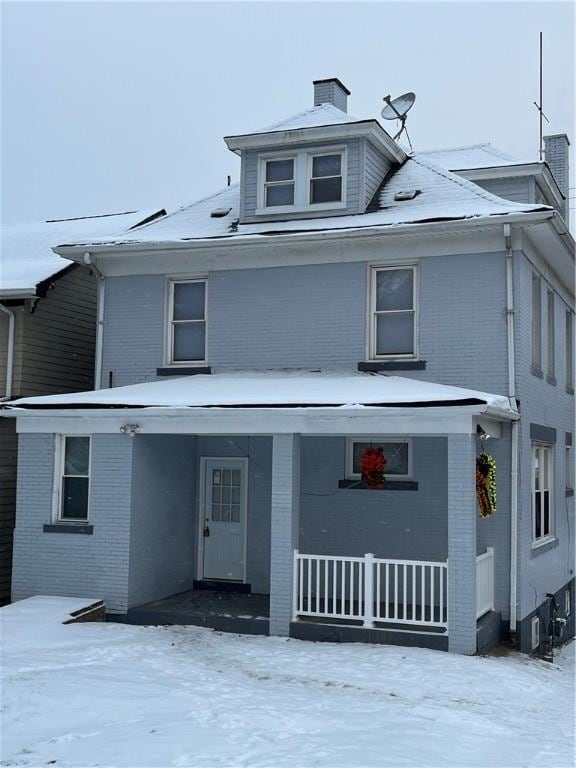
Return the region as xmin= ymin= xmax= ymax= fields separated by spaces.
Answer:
xmin=120 ymin=424 xmax=141 ymax=437
xmin=476 ymin=425 xmax=490 ymax=441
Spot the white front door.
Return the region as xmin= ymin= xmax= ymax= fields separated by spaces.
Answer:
xmin=201 ymin=458 xmax=247 ymax=581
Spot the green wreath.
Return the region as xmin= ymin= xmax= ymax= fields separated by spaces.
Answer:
xmin=476 ymin=451 xmax=496 ymax=518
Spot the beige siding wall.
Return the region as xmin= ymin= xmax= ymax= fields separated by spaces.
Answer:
xmin=19 ymin=266 xmax=97 ymax=396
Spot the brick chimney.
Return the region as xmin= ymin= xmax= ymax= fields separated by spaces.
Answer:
xmin=313 ymin=78 xmax=350 ymax=113
xmin=544 ymin=133 xmax=570 ymax=224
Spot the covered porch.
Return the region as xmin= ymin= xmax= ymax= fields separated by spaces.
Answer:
xmin=8 ymin=372 xmax=514 ymax=654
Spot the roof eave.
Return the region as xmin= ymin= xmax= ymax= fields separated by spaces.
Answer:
xmin=224 ymin=121 xmax=406 ymax=164
xmin=457 ymin=162 xmax=565 ymax=206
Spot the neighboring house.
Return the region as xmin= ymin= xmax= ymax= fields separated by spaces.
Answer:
xmin=3 ymin=79 xmax=574 ymax=655
xmin=0 ymin=210 xmax=163 ymax=604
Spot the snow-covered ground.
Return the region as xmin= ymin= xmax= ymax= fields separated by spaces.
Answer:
xmin=1 ymin=598 xmax=574 ymax=768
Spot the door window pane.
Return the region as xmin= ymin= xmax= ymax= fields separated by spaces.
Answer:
xmin=376 ymin=313 xmax=414 ymax=356
xmin=173 ymin=282 xmax=205 ymax=321
xmin=173 ymin=322 xmax=206 ymax=361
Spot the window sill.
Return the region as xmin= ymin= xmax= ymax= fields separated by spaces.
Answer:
xmin=255 ymin=202 xmax=346 ymax=216
xmin=530 ymin=537 xmax=559 ymax=556
xmin=43 ymin=523 xmax=93 ymax=535
xmin=531 ymin=366 xmax=544 ymax=379
xmin=338 ymin=479 xmax=418 ymax=491
xmin=358 ymin=361 xmax=426 ymax=372
xmin=157 ymin=366 xmax=211 ymax=376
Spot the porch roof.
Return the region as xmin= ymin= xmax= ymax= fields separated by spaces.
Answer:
xmin=5 ymin=372 xmax=516 ymax=419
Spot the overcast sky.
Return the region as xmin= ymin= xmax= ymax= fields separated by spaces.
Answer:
xmin=1 ymin=0 xmax=574 ymax=225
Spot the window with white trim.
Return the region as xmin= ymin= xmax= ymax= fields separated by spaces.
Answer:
xmin=347 ymin=438 xmax=411 ymax=479
xmin=566 ymin=444 xmax=574 ymax=491
xmin=258 ymin=148 xmax=346 ymax=213
xmin=59 ymin=436 xmax=90 ymax=521
xmin=370 ymin=266 xmax=417 ymax=358
xmin=532 ymin=443 xmax=554 ymax=543
xmin=566 ymin=310 xmax=574 ymax=390
xmin=168 ymin=279 xmax=206 ymax=364
xmin=547 ymin=289 xmax=555 ymax=378
xmin=532 ymin=273 xmax=542 ymax=369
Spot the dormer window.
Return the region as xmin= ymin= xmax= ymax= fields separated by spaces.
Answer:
xmin=264 ymin=158 xmax=295 ymax=207
xmin=257 ymin=147 xmax=347 ymax=214
xmin=310 ymin=153 xmax=343 ymax=203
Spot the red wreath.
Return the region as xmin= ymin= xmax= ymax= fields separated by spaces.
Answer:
xmin=360 ymin=447 xmax=387 ymax=489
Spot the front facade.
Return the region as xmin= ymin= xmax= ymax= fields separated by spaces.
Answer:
xmin=5 ymin=79 xmax=575 ymax=654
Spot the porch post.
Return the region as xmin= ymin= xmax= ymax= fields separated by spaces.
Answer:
xmin=447 ymin=433 xmax=477 ymax=654
xmin=269 ymin=433 xmax=300 ymax=636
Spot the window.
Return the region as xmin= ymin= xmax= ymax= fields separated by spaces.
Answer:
xmin=258 ymin=148 xmax=346 ymax=212
xmin=347 ymin=438 xmax=411 ymax=479
xmin=532 ymin=273 xmax=541 ymax=369
xmin=566 ymin=310 xmax=574 ymax=390
xmin=566 ymin=444 xmax=574 ymax=491
xmin=547 ymin=289 xmax=555 ymax=378
xmin=264 ymin=158 xmax=295 ymax=207
xmin=532 ymin=443 xmax=554 ymax=543
xmin=168 ymin=280 xmax=206 ymax=364
xmin=59 ymin=436 xmax=90 ymax=521
xmin=370 ymin=266 xmax=417 ymax=358
xmin=309 ymin=154 xmax=342 ymax=204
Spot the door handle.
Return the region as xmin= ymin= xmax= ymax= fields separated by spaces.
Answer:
xmin=203 ymin=526 xmax=210 ymax=537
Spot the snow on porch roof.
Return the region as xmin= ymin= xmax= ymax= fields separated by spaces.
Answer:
xmin=6 ymin=372 xmax=516 ymax=416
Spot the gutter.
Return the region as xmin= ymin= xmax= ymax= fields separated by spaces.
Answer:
xmin=504 ymin=222 xmax=520 ymax=639
xmin=0 ymin=303 xmax=15 ymax=400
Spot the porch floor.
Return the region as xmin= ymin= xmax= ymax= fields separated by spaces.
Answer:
xmin=125 ymin=589 xmax=270 ymax=635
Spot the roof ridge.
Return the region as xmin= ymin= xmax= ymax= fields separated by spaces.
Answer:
xmin=418 ymin=142 xmax=491 ymax=154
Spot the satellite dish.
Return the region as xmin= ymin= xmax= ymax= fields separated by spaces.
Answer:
xmin=381 ymin=92 xmax=416 ymax=148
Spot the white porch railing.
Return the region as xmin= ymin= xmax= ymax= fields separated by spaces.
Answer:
xmin=293 ymin=551 xmax=448 ymax=630
xmin=476 ymin=547 xmax=495 ymax=619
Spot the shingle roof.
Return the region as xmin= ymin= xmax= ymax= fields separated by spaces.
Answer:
xmin=246 ymin=103 xmax=363 ymax=134
xmin=61 ymin=154 xmax=549 ymax=250
xmin=1 ymin=210 xmax=163 ymax=295
xmin=418 ymin=143 xmax=523 ymax=171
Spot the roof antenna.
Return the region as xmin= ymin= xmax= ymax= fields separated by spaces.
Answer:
xmin=533 ymin=32 xmax=549 ymax=161
xmin=381 ymin=92 xmax=416 ymax=151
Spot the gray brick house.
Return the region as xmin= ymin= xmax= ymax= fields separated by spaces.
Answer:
xmin=3 ymin=79 xmax=574 ymax=655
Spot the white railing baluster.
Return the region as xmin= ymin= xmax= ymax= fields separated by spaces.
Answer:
xmin=476 ymin=548 xmax=495 ymax=619
xmin=292 ymin=552 xmax=448 ymax=629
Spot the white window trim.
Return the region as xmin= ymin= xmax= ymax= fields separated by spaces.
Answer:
xmin=547 ymin=288 xmax=555 ymax=378
xmin=256 ymin=146 xmax=347 ymax=215
xmin=566 ymin=310 xmax=574 ymax=390
xmin=165 ymin=277 xmax=208 ymax=367
xmin=53 ymin=434 xmax=91 ymax=523
xmin=531 ymin=442 xmax=555 ymax=546
xmin=531 ymin=616 xmax=540 ymax=650
xmin=368 ymin=265 xmax=419 ymax=360
xmin=346 ymin=437 xmax=413 ymax=480
xmin=566 ymin=444 xmax=574 ymax=491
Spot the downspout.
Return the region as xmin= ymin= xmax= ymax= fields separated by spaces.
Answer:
xmin=0 ymin=302 xmax=15 ymax=400
xmin=504 ymin=223 xmax=519 ymax=638
xmin=83 ymin=252 xmax=104 ymax=390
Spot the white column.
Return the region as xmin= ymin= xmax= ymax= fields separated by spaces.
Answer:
xmin=269 ymin=433 xmax=300 ymax=636
xmin=447 ymin=433 xmax=477 ymax=654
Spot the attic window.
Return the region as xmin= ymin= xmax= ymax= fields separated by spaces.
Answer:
xmin=210 ymin=208 xmax=232 ymax=218
xmin=394 ymin=189 xmax=421 ymax=201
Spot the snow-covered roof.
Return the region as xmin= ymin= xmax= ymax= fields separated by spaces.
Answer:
xmin=58 ymin=155 xmax=549 ymax=251
xmin=255 ymin=103 xmax=363 ymax=134
xmin=418 ymin=143 xmax=524 ymax=171
xmin=0 ymin=210 xmax=164 ymax=296
xmin=6 ymin=371 xmax=515 ymax=416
